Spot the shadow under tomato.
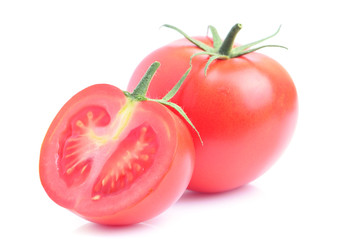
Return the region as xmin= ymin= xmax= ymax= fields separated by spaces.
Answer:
xmin=74 ymin=184 xmax=262 ymax=235
xmin=177 ymin=184 xmax=262 ymax=205
xmin=74 ymin=221 xmax=157 ymax=236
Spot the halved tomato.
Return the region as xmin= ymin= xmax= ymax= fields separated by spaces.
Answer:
xmin=39 ymin=83 xmax=195 ymax=225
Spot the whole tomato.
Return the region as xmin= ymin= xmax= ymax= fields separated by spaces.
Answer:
xmin=40 ymin=62 xmax=195 ymax=225
xmin=127 ymin=24 xmax=298 ymax=193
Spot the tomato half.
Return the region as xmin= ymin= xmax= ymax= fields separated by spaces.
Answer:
xmin=127 ymin=34 xmax=298 ymax=193
xmin=39 ymin=84 xmax=194 ymax=225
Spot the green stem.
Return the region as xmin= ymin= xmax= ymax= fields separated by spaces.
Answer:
xmin=131 ymin=61 xmax=160 ymax=100
xmin=218 ymin=23 xmax=242 ymax=55
xmin=163 ymin=23 xmax=286 ymax=77
xmin=124 ymin=61 xmax=203 ymax=144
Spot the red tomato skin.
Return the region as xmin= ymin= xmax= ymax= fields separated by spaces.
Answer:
xmin=40 ymin=84 xmax=195 ymax=225
xmin=127 ymin=37 xmax=298 ymax=193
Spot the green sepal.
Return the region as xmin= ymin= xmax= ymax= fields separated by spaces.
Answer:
xmin=208 ymin=25 xmax=222 ymax=50
xmin=204 ymin=55 xmax=226 ymax=76
xmin=126 ymin=61 xmax=203 ymax=145
xmin=161 ymin=64 xmax=203 ymax=144
xmin=162 ymin=64 xmax=192 ymax=102
xmin=163 ymin=23 xmax=287 ymax=76
xmin=153 ymin=99 xmax=203 ymax=145
xmin=188 ymin=51 xmax=228 ymax=76
xmin=162 ymin=24 xmax=214 ymax=53
xmin=230 ymin=25 xmax=285 ymax=57
xmin=232 ymin=44 xmax=288 ymax=57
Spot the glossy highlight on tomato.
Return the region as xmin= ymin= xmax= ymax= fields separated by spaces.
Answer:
xmin=127 ymin=24 xmax=298 ymax=193
xmin=40 ymin=69 xmax=195 ymax=225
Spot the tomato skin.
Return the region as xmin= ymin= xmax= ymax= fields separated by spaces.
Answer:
xmin=40 ymin=84 xmax=195 ymax=225
xmin=127 ymin=37 xmax=298 ymax=193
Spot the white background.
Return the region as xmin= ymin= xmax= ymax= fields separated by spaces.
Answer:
xmin=1 ymin=0 xmax=359 ymax=239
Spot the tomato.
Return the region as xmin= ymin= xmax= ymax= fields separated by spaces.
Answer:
xmin=127 ymin=24 xmax=298 ymax=193
xmin=39 ymin=63 xmax=195 ymax=225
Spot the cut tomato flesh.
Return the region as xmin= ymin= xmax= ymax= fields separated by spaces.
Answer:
xmin=57 ymin=106 xmax=111 ymax=187
xmin=91 ymin=124 xmax=158 ymax=200
xmin=55 ymin=101 xmax=169 ymax=214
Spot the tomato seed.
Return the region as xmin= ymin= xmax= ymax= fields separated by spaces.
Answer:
xmin=92 ymin=195 xmax=101 ymax=201
xmin=87 ymin=111 xmax=93 ymax=119
xmin=76 ymin=120 xmax=84 ymax=128
xmin=127 ymin=161 xmax=132 ymax=170
xmin=80 ymin=165 xmax=87 ymax=174
xmin=134 ymin=163 xmax=142 ymax=172
xmin=140 ymin=154 xmax=149 ymax=161
xmin=127 ymin=173 xmax=133 ymax=182
xmin=102 ymin=177 xmax=108 ymax=187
